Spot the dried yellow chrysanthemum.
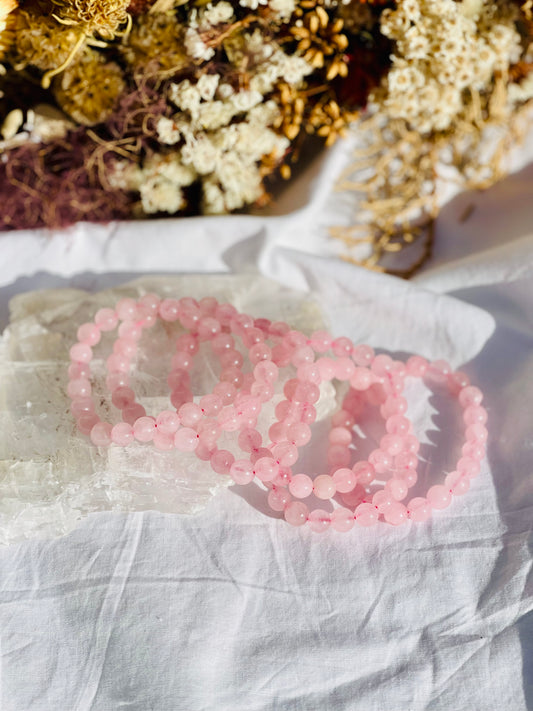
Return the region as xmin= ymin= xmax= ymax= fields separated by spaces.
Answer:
xmin=121 ymin=12 xmax=188 ymax=74
xmin=0 ymin=0 xmax=17 ymax=61
xmin=12 ymin=11 xmax=80 ymax=72
xmin=53 ymin=48 xmax=126 ymax=125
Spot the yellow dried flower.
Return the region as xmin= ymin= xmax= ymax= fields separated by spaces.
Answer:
xmin=121 ymin=12 xmax=188 ymax=74
xmin=0 ymin=0 xmax=17 ymax=61
xmin=53 ymin=48 xmax=126 ymax=125
xmin=12 ymin=10 xmax=80 ymax=72
xmin=51 ymin=0 xmax=131 ymax=40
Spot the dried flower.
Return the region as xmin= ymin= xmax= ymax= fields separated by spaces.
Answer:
xmin=0 ymin=0 xmax=16 ymax=62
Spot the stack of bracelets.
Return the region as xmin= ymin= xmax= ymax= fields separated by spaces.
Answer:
xmin=67 ymin=294 xmax=488 ymax=533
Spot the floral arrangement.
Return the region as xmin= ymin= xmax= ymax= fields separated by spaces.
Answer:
xmin=0 ymin=0 xmax=532 ymax=269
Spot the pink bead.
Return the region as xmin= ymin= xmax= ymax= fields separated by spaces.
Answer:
xmin=352 ymin=344 xmax=374 ymax=366
xmin=386 ymin=414 xmax=410 ymax=436
xmin=118 ymin=322 xmax=142 ymax=340
xmin=211 ymin=333 xmax=234 ymax=354
xmin=330 ymin=507 xmax=355 ymax=532
xmin=273 ymin=466 xmax=292 ymax=487
xmin=94 ymin=308 xmax=118 ymax=332
xmin=111 ymin=422 xmax=134 ymax=445
xmin=350 ymin=368 xmax=373 ymax=391
xmin=335 ymin=357 xmax=356 ymax=381
xmin=250 ymin=381 xmax=274 ymax=402
xmin=111 ymin=386 xmax=135 ymax=409
xmin=352 ymin=461 xmax=375 ymax=485
xmin=215 ymin=303 xmax=238 ymax=326
xmin=195 ymin=443 xmax=216 ymax=461
xmin=196 ymin=421 xmax=221 ymax=447
xmin=67 ymin=378 xmax=92 ymax=399
xmin=230 ymin=460 xmax=255 ymax=485
xmin=155 ymin=411 xmax=181 ymax=435
xmin=316 ymin=357 xmax=336 ymax=380
xmin=116 ymin=298 xmax=138 ymax=321
xmin=328 ymin=427 xmax=352 ymax=446
xmin=90 ymin=422 xmax=112 ymax=446
xmin=199 ymin=296 xmax=217 ymax=315
xmin=238 ymin=428 xmax=262 ymax=453
xmin=170 ymin=387 xmax=193 ymax=410
xmin=463 ymin=406 xmax=488 ymax=426
xmin=427 ymin=484 xmax=452 ymax=509
xmin=372 ymin=489 xmax=394 ymax=513
xmin=286 ymin=423 xmax=311 ymax=447
xmin=199 ymin=394 xmax=223 ymax=416
xmin=167 ymin=369 xmax=190 ymax=390
xmin=297 ymin=363 xmax=322 ymax=385
xmin=70 ymin=343 xmax=92 ymax=363
xmin=332 ymin=336 xmax=353 ymax=357
xmin=68 ymin=362 xmax=90 ymax=379
xmin=178 ymin=402 xmax=203 ymax=427
xmin=178 ymin=302 xmax=201 ymax=330
xmin=380 ymin=433 xmax=404 ymax=456
xmin=210 ymin=449 xmax=234 ymax=475
xmin=113 ymin=338 xmax=137 ymax=358
xmin=405 ymin=355 xmax=428 ymax=377
xmin=249 ymin=343 xmax=272 ymax=364
xmin=133 ymin=416 xmax=156 ymax=442
xmin=332 ymin=467 xmax=356 ymax=493
xmin=384 ymin=502 xmax=408 ymax=525
xmin=251 ymin=446 xmax=276 ymax=462
xmin=105 ymin=372 xmax=129 ymax=390
xmin=310 ymin=330 xmax=332 ymax=353
xmin=269 ymin=321 xmax=290 ymax=338
xmin=254 ymin=457 xmax=279 ymax=482
xmin=174 ymin=427 xmax=199 ymax=452
xmin=340 ymin=483 xmax=366 ymax=507
xmin=365 ymin=383 xmax=386 ymax=406
xmin=106 ymin=353 xmax=129 ymax=373
xmin=407 ymin=497 xmax=431 ymax=522
xmin=445 ymin=471 xmax=470 ymax=495
xmin=461 ymin=441 xmax=485 ymax=461
xmin=158 ymin=298 xmax=180 ymax=322
xmin=394 ymin=451 xmax=418 ymax=472
xmin=394 ymin=467 xmax=418 ymax=488
xmin=371 ymin=354 xmax=393 ymax=377
xmin=268 ymin=422 xmax=287 ymax=443
xmin=448 ymin=371 xmax=470 ymax=395
xmin=402 ymin=435 xmax=420 ymax=454
xmin=243 ymin=327 xmax=265 ymax=347
xmin=331 ymin=410 xmax=355 ymax=429
xmin=77 ymin=323 xmax=101 ymax=346
xmin=212 ymin=382 xmax=237 ymax=405
xmin=284 ymin=501 xmax=309 ymax=527
xmin=267 ymin=488 xmax=291 ymax=512
xmin=253 ymin=360 xmax=279 ymax=384
xmin=70 ymin=397 xmax=95 ymax=418
xmin=457 ymin=457 xmax=481 ymax=478
xmin=122 ymin=403 xmax=146 ymax=425
xmin=219 ymin=349 xmax=244 ymax=369
xmin=327 ymin=445 xmax=351 ymax=468
xmin=368 ymin=449 xmax=392 ymax=474
xmin=385 ymin=478 xmax=408 ymax=501
xmin=175 ymin=333 xmax=199 ymax=355
xmin=459 ymin=385 xmax=483 ymax=408
xmin=171 ymin=352 xmax=193 ymax=371
xmin=220 ymin=367 xmax=244 ymax=389
xmin=313 ymin=475 xmax=336 ymax=500
xmin=218 ymin=407 xmax=241 ymax=432
xmin=271 ymin=442 xmax=298 ymax=467
xmin=198 ymin=317 xmax=221 ymax=340
xmin=77 ymin=413 xmax=100 ymax=435
xmin=291 ymin=346 xmax=314 ymax=367
xmin=138 ymin=293 xmax=160 ymax=312
xmin=153 ymin=432 xmax=175 ymax=451
xmin=289 ymin=474 xmax=314 ymax=498
xmin=465 ymin=423 xmax=488 ymax=444
xmin=380 ymin=396 xmax=408 ymax=418
xmin=354 ymin=502 xmax=379 ymax=527
xmin=307 ymin=509 xmax=331 ymax=533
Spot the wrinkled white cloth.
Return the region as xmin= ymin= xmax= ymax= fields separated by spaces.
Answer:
xmin=0 ymin=134 xmax=532 ymax=710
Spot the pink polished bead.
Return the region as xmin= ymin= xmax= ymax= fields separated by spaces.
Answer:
xmin=178 ymin=303 xmax=201 ymax=330
xmin=384 ymin=502 xmax=408 ymax=525
xmin=210 ymin=334 xmax=234 ymax=355
xmin=153 ymin=431 xmax=174 ymax=451
xmin=380 ymin=433 xmax=404 ymax=457
xmin=269 ymin=320 xmax=290 ymax=338
xmin=368 ymin=449 xmax=392 ymax=474
xmin=219 ymin=349 xmax=244 ymax=369
xmin=284 ymin=501 xmax=309 ymax=527
xmin=427 ymin=484 xmax=452 ymax=509
xmin=77 ymin=323 xmax=101 ymax=346
xmin=352 ymin=344 xmax=374 ymax=366
xmin=316 ymin=357 xmax=336 ymax=380
xmin=335 ymin=357 xmax=356 ymax=381
xmin=371 ymin=354 xmax=394 ymax=377
xmin=253 ymin=457 xmax=279 ymax=482
xmin=331 ymin=410 xmax=355 ymax=429
xmin=457 ymin=456 xmax=481 ymax=478
xmin=212 ymin=382 xmax=237 ymax=405
xmin=402 ymin=435 xmax=420 ymax=454
xmin=445 ymin=471 xmax=470 ymax=495
xmin=174 ymin=427 xmax=199 ymax=452
xmin=249 ymin=343 xmax=272 ymax=364
xmin=231 ymin=313 xmax=254 ymax=336
xmin=220 ymin=367 xmax=244 ymax=389
xmin=195 ymin=442 xmax=216 ymax=461
xmin=372 ymin=489 xmax=394 ymax=513
xmin=77 ymin=413 xmax=100 ymax=434
xmin=461 ymin=440 xmax=485 ymax=461
xmin=313 ymin=475 xmax=336 ymax=500
xmin=394 ymin=467 xmax=418 ymax=488
xmin=254 ymin=317 xmax=271 ymax=333
xmin=70 ymin=397 xmax=95 ymax=418
xmin=198 ymin=296 xmax=217 ymax=315
xmin=297 ymin=363 xmax=322 ymax=386
xmin=268 ymin=422 xmax=287 ymax=443
xmin=133 ymin=416 xmax=156 ymax=442
xmin=170 ymin=352 xmax=192 ymax=372
xmin=67 ymin=378 xmax=92 ymax=399
xmin=307 ymin=509 xmax=331 ymax=533
xmin=167 ymin=370 xmax=190 ymax=390
xmin=198 ymin=317 xmax=222 ymax=340
xmin=105 ymin=373 xmax=129 ymax=391
xmin=332 ymin=336 xmax=353 ymax=357
xmin=386 ymin=414 xmax=410 ymax=436
xmin=448 ymin=370 xmax=470 ymax=395
xmin=210 ymin=449 xmax=235 ymax=475
xmin=294 ymin=382 xmax=320 ymax=404
xmin=111 ymin=422 xmax=134 ymax=446
xmin=238 ymin=428 xmax=262 ymax=453
xmin=250 ymin=381 xmax=274 ymax=402
xmin=380 ymin=396 xmax=408 ymax=418
xmin=271 ymin=442 xmax=298 ymax=467
xmin=327 ymin=445 xmax=351 ymax=468
xmin=297 ymin=403 xmax=317 ymax=425
xmin=463 ymin=406 xmax=488 ymax=426
xmin=407 ymin=497 xmax=431 ymax=522
xmin=253 ymin=360 xmax=279 ymax=384
xmin=106 ymin=353 xmax=129 ymax=373
xmin=199 ymin=394 xmax=223 ymax=416
xmin=286 ymin=423 xmax=311 ymax=447
xmin=283 ymin=330 xmax=307 ymax=350
xmin=394 ymin=451 xmax=418 ymax=471
xmin=113 ymin=338 xmax=137 ymax=359
xmin=385 ymin=478 xmax=408 ymax=501
xmin=332 ymin=467 xmax=356 ymax=493
xmin=158 ymin=298 xmax=180 ymax=322
xmin=330 ymin=507 xmax=355 ymax=532
xmin=465 ymin=423 xmax=488 ymax=444
xmin=178 ymin=402 xmax=203 ymax=427
xmin=218 ymin=407 xmax=241 ymax=432
xmin=230 ymin=460 xmax=254 ymax=485
xmin=365 ymin=383 xmax=387 ymax=406
xmin=350 ymin=368 xmax=373 ymax=391
xmin=197 ymin=421 xmax=221 ymax=447
xmin=352 ymin=461 xmax=375 ymax=485
xmin=271 ymin=344 xmax=292 ymax=367
xmin=310 ymin=330 xmax=332 ymax=353
xmin=94 ymin=308 xmax=118 ymax=332
xmin=70 ymin=343 xmax=93 ymax=363
xmin=428 ymin=359 xmax=451 ymax=381
xmin=355 ymin=502 xmax=379 ymax=527
xmin=90 ymin=422 xmax=112 ymax=446
xmin=405 ymin=355 xmax=428 ymax=377
xmin=116 ymin=298 xmax=138 ymax=321
xmin=175 ymin=334 xmax=199 ymax=355
xmin=118 ymin=321 xmax=142 ymax=340
xmin=340 ymin=483 xmax=365 ymax=507
xmin=122 ymin=403 xmax=146 ymax=425
xmin=215 ymin=303 xmax=238 ymax=326
xmin=268 ymin=488 xmax=291 ymax=512
xmin=138 ymin=293 xmax=160 ymax=312
xmin=242 ymin=327 xmax=265 ymax=349
xmin=155 ymin=410 xmax=180 ymax=435
xmin=111 ymin=386 xmax=135 ymax=409
xmin=291 ymin=346 xmax=314 ymax=367
xmin=273 ymin=466 xmax=292 ymax=487
xmin=289 ymin=473 xmax=314 ymax=498
xmin=459 ymin=385 xmax=483 ymax=408
xmin=68 ymin=362 xmax=90 ymax=379
xmin=329 ymin=427 xmax=352 ymax=446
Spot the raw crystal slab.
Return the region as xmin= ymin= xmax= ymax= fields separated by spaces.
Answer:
xmin=0 ymin=274 xmax=331 ymax=544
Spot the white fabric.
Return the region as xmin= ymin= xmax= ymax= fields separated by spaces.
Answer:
xmin=0 ymin=134 xmax=532 ymax=710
